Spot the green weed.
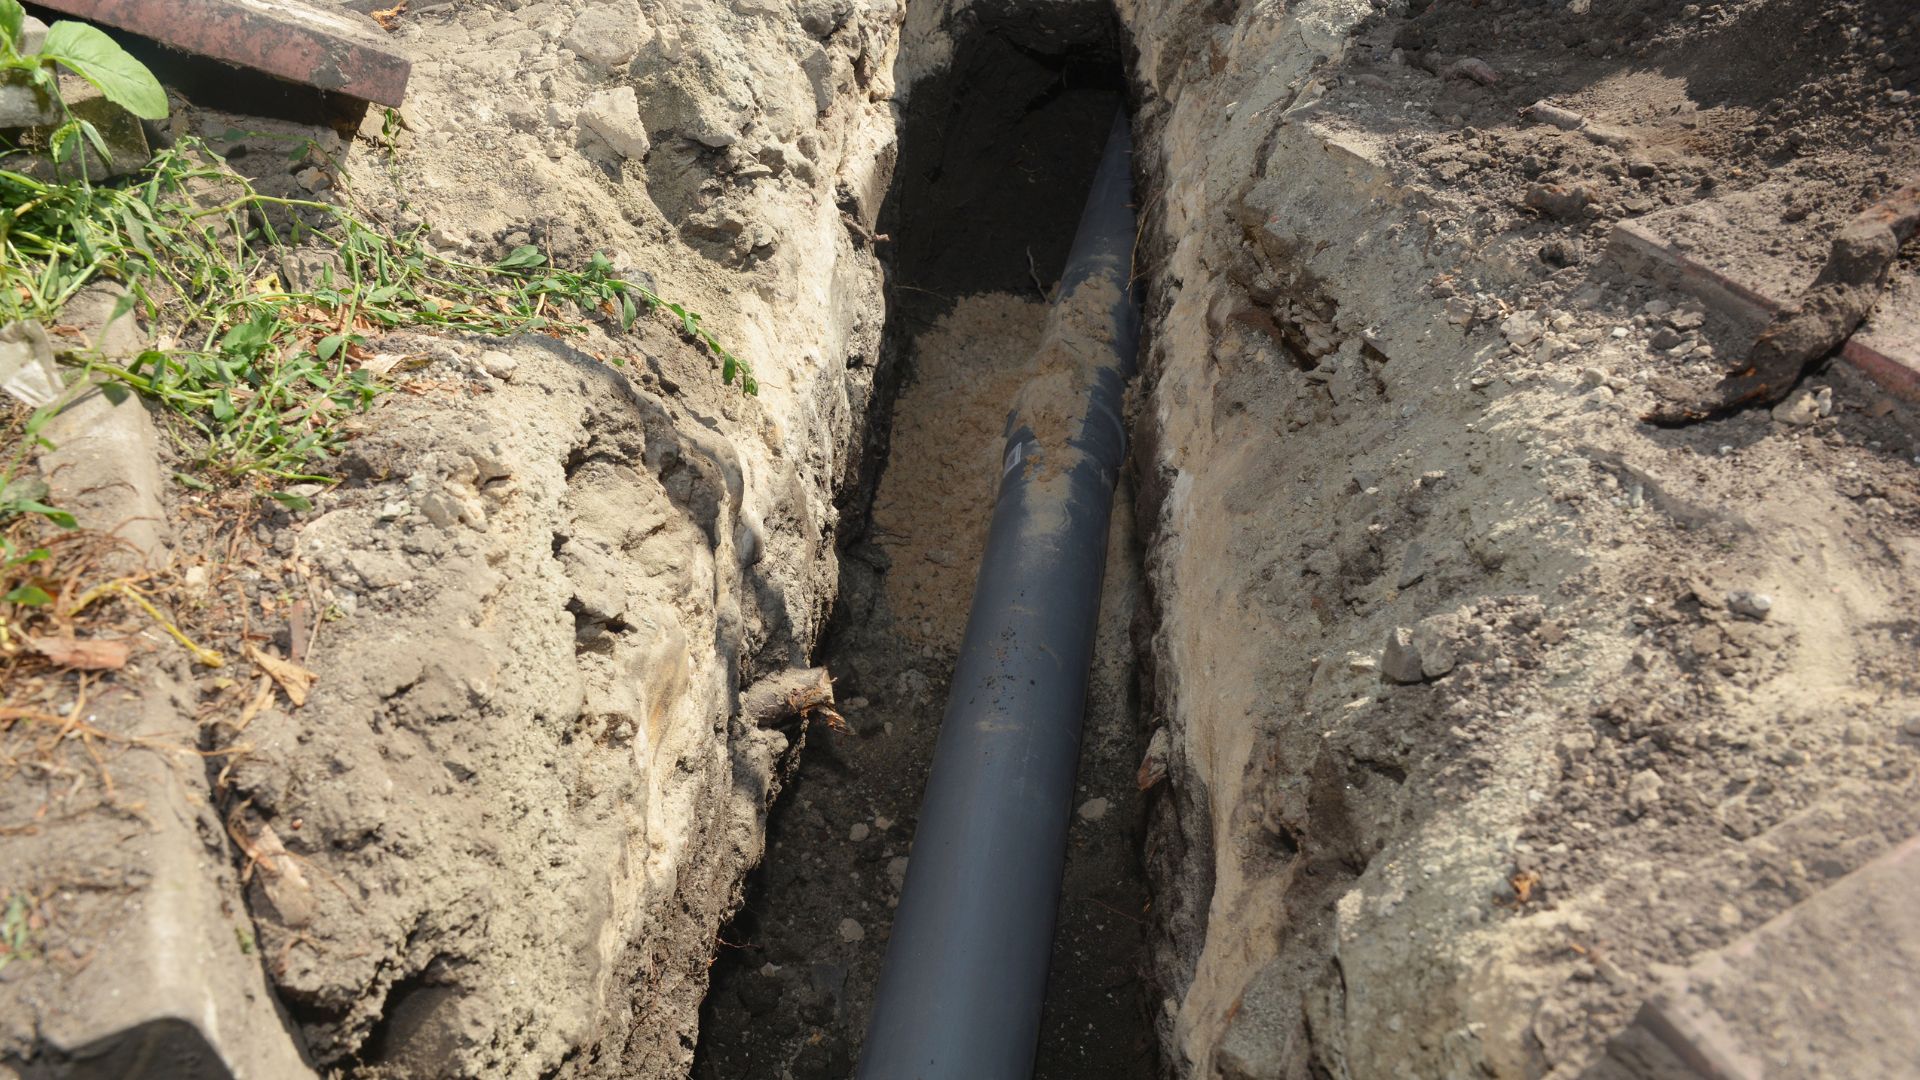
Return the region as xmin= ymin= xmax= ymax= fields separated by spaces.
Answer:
xmin=0 ymin=891 xmax=32 ymax=971
xmin=0 ymin=136 xmax=756 ymax=502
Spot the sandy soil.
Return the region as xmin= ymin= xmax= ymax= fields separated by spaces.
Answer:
xmin=696 ymin=290 xmax=1152 ymax=1079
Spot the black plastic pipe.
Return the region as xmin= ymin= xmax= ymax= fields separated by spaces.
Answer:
xmin=855 ymin=111 xmax=1139 ymax=1080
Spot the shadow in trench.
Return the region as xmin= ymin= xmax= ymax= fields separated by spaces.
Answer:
xmin=692 ymin=4 xmax=1154 ymax=1079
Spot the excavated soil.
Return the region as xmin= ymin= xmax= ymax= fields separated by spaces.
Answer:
xmin=1122 ymin=0 xmax=1920 ymax=1076
xmin=4 ymin=0 xmax=1920 ymax=1077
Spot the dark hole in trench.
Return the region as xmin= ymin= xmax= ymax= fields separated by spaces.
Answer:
xmin=692 ymin=10 xmax=1153 ymax=1080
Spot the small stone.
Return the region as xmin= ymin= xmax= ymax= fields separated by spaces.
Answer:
xmin=578 ymin=87 xmax=651 ymax=160
xmin=378 ymin=500 xmax=410 ymax=521
xmin=1524 ymin=182 xmax=1591 ymax=220
xmin=0 ymin=69 xmax=59 ymax=129
xmin=1690 ymin=625 xmax=1724 ymax=656
xmin=1397 ymin=541 xmax=1428 ymax=588
xmin=887 ymin=856 xmax=910 ymax=890
xmin=848 ymin=822 xmax=870 ymax=842
xmin=418 ymin=492 xmax=462 ymax=529
xmin=1668 ymin=308 xmax=1706 ymax=331
xmin=564 ymin=5 xmax=650 ymax=67
xmin=1500 ymin=312 xmax=1543 ymax=347
xmin=1771 ymin=388 xmax=1821 ymax=426
xmin=1814 ymin=386 xmax=1834 ymax=417
xmin=838 ymin=918 xmax=864 ymax=942
xmin=0 ymin=320 xmax=61 ymax=407
xmin=17 ymin=15 xmax=47 ymax=53
xmin=293 ymin=166 xmax=333 ymax=193
xmin=1347 ymin=654 xmax=1379 ymax=674
xmin=1557 ymin=731 xmax=1596 ymax=765
xmin=1900 ymin=715 xmax=1920 ymax=738
xmin=1381 ymin=627 xmax=1425 ymax=683
xmin=478 ymin=349 xmax=518 ymax=380
xmin=1626 ymin=769 xmax=1664 ymax=814
xmin=1446 ymin=57 xmax=1500 ymax=85
xmin=1726 ymin=591 xmax=1773 ymax=621
xmin=1077 ymin=797 xmax=1110 ymax=823
xmin=1649 ymin=326 xmax=1683 ymax=350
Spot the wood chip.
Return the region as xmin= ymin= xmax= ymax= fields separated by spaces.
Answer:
xmin=288 ymin=599 xmax=311 ymax=663
xmin=27 ymin=635 xmax=130 ymax=670
xmin=245 ymin=643 xmax=317 ymax=706
xmin=235 ymin=675 xmax=275 ymax=734
xmin=244 ymin=817 xmax=314 ymax=927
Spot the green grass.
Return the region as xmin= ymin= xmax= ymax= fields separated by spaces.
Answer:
xmin=0 ymin=137 xmax=755 ymax=506
xmin=0 ymin=892 xmax=31 ymax=972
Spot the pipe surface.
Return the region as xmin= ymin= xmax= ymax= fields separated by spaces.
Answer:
xmin=855 ymin=111 xmax=1139 ymax=1080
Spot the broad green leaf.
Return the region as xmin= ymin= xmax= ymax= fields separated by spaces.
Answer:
xmin=41 ymin=21 xmax=168 ymax=120
xmin=219 ymin=310 xmax=274 ymax=358
xmin=265 ymin=491 xmax=311 ymax=512
xmin=493 ymin=245 xmax=545 ymax=270
xmin=4 ymin=585 xmax=52 ymax=606
xmin=0 ymin=0 xmax=24 ymax=53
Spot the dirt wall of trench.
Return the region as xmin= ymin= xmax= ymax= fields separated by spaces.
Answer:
xmin=2 ymin=1 xmax=909 ymax=1077
xmin=1116 ymin=0 xmax=1920 ymax=1077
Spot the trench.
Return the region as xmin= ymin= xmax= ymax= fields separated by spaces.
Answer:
xmin=692 ymin=8 xmax=1154 ymax=1078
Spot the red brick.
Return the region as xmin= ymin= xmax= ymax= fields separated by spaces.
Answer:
xmin=36 ymin=0 xmax=411 ymax=106
xmin=1607 ymin=218 xmax=1920 ymax=403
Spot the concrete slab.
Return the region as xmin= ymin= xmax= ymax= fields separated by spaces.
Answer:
xmin=1585 ymin=833 xmax=1920 ymax=1080
xmin=33 ymin=0 xmax=411 ymax=106
xmin=41 ymin=286 xmax=169 ymax=566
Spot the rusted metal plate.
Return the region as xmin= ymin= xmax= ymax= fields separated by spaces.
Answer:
xmin=34 ymin=0 xmax=411 ymax=106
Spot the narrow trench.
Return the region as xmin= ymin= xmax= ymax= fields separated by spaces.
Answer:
xmin=692 ymin=10 xmax=1154 ymax=1079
